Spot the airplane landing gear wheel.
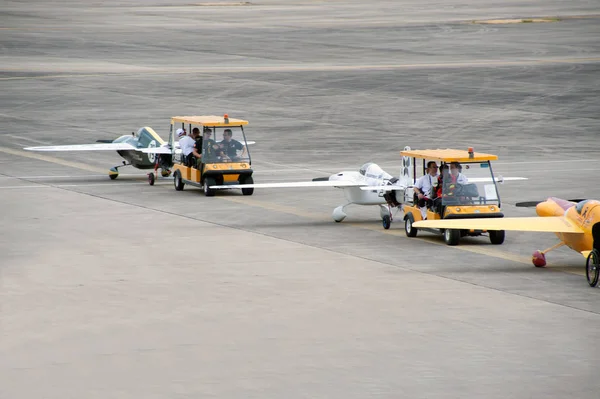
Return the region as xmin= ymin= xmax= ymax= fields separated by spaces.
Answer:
xmin=148 ymin=172 xmax=155 ymax=186
xmin=173 ymin=170 xmax=184 ymax=191
xmin=109 ymin=167 xmax=118 ymax=180
xmin=532 ymin=250 xmax=546 ymax=267
xmin=586 ymin=249 xmax=599 ymax=287
xmin=382 ymin=215 xmax=391 ymax=230
xmin=444 ymin=229 xmax=460 ymax=246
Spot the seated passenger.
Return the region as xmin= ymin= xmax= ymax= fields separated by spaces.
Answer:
xmin=449 ymin=161 xmax=468 ymax=185
xmin=202 ymin=128 xmax=221 ymax=162
xmin=413 ymin=161 xmax=439 ymax=219
xmin=177 ymin=128 xmax=195 ymax=166
xmin=218 ymin=129 xmax=245 ymax=161
xmin=190 ymin=127 xmax=203 ymax=168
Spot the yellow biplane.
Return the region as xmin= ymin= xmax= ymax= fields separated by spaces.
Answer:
xmin=414 ymin=197 xmax=600 ymax=287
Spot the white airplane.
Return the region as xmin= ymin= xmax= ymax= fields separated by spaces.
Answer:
xmin=210 ymin=146 xmax=528 ymax=225
xmin=214 ymin=160 xmax=409 ymax=223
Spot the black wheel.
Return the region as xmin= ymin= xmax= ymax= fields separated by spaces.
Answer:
xmin=241 ymin=175 xmax=254 ymax=196
xmin=109 ymin=167 xmax=118 ymax=180
xmin=148 ymin=172 xmax=155 ymax=186
xmin=382 ymin=215 xmax=391 ymax=230
xmin=586 ymin=249 xmax=599 ymax=287
xmin=489 ymin=230 xmax=505 ymax=245
xmin=204 ymin=177 xmax=216 ymax=197
xmin=444 ymin=229 xmax=460 ymax=246
xmin=404 ymin=216 xmax=418 ymax=237
xmin=173 ymin=170 xmax=184 ymax=191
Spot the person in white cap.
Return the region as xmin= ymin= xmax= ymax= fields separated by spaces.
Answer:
xmin=177 ymin=128 xmax=195 ymax=166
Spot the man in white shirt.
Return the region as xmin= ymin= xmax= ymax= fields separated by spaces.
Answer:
xmin=177 ymin=128 xmax=195 ymax=165
xmin=413 ymin=161 xmax=439 ymax=219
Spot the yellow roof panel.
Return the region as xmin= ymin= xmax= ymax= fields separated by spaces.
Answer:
xmin=171 ymin=115 xmax=248 ymax=127
xmin=400 ymin=148 xmax=498 ymax=162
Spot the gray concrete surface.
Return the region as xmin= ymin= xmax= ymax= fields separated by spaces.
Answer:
xmin=1 ymin=1 xmax=600 ymax=398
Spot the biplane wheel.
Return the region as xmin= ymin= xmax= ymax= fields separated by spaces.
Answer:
xmin=382 ymin=215 xmax=391 ymax=230
xmin=444 ymin=229 xmax=460 ymax=246
xmin=586 ymin=249 xmax=599 ymax=287
xmin=404 ymin=216 xmax=417 ymax=237
xmin=204 ymin=177 xmax=216 ymax=197
xmin=173 ymin=171 xmax=184 ymax=191
xmin=241 ymin=175 xmax=254 ymax=196
xmin=532 ymin=250 xmax=546 ymax=267
xmin=489 ymin=230 xmax=505 ymax=245
xmin=109 ymin=167 xmax=118 ymax=180
xmin=148 ymin=172 xmax=155 ymax=186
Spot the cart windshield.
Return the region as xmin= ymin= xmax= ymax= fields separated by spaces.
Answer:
xmin=202 ymin=126 xmax=250 ymax=164
xmin=438 ymin=161 xmax=500 ymax=207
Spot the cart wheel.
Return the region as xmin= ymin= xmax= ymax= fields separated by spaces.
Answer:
xmin=204 ymin=177 xmax=216 ymax=197
xmin=382 ymin=215 xmax=391 ymax=230
xmin=173 ymin=170 xmax=184 ymax=191
xmin=404 ymin=216 xmax=417 ymax=237
xmin=489 ymin=230 xmax=505 ymax=245
xmin=148 ymin=172 xmax=155 ymax=186
xmin=586 ymin=249 xmax=599 ymax=287
xmin=444 ymin=229 xmax=460 ymax=246
xmin=241 ymin=175 xmax=254 ymax=196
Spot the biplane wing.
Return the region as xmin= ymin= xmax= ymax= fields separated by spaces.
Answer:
xmin=413 ymin=216 xmax=584 ymax=234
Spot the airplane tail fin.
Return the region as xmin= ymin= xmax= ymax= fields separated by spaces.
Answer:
xmin=399 ymin=146 xmax=414 ymax=202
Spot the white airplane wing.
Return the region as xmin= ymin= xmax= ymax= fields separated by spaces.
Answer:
xmin=469 ymin=176 xmax=528 ymax=183
xmin=140 ymin=146 xmax=175 ymax=154
xmin=360 ymin=185 xmax=409 ymax=191
xmin=24 ymin=143 xmax=137 ymax=151
xmin=210 ymin=180 xmax=362 ymax=189
xmin=359 ymin=176 xmax=527 ymax=191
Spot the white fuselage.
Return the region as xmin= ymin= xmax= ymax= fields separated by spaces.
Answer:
xmin=329 ymin=163 xmax=396 ymax=205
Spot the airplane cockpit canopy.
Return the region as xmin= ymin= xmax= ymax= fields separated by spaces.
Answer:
xmin=359 ymin=162 xmax=374 ymax=176
xmin=575 ymin=199 xmax=591 ymax=215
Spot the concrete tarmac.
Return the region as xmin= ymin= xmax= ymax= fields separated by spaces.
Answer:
xmin=1 ymin=1 xmax=600 ymax=398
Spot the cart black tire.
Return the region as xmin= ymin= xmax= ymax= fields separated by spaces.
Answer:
xmin=148 ymin=172 xmax=155 ymax=186
xmin=444 ymin=229 xmax=460 ymax=246
xmin=382 ymin=215 xmax=391 ymax=230
xmin=586 ymin=249 xmax=599 ymax=287
xmin=204 ymin=177 xmax=216 ymax=197
xmin=241 ymin=175 xmax=254 ymax=196
xmin=404 ymin=215 xmax=418 ymax=237
xmin=489 ymin=230 xmax=505 ymax=245
xmin=174 ymin=170 xmax=184 ymax=191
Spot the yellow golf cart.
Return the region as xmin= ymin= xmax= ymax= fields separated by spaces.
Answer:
xmin=170 ymin=115 xmax=254 ymax=196
xmin=401 ymin=148 xmax=505 ymax=245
